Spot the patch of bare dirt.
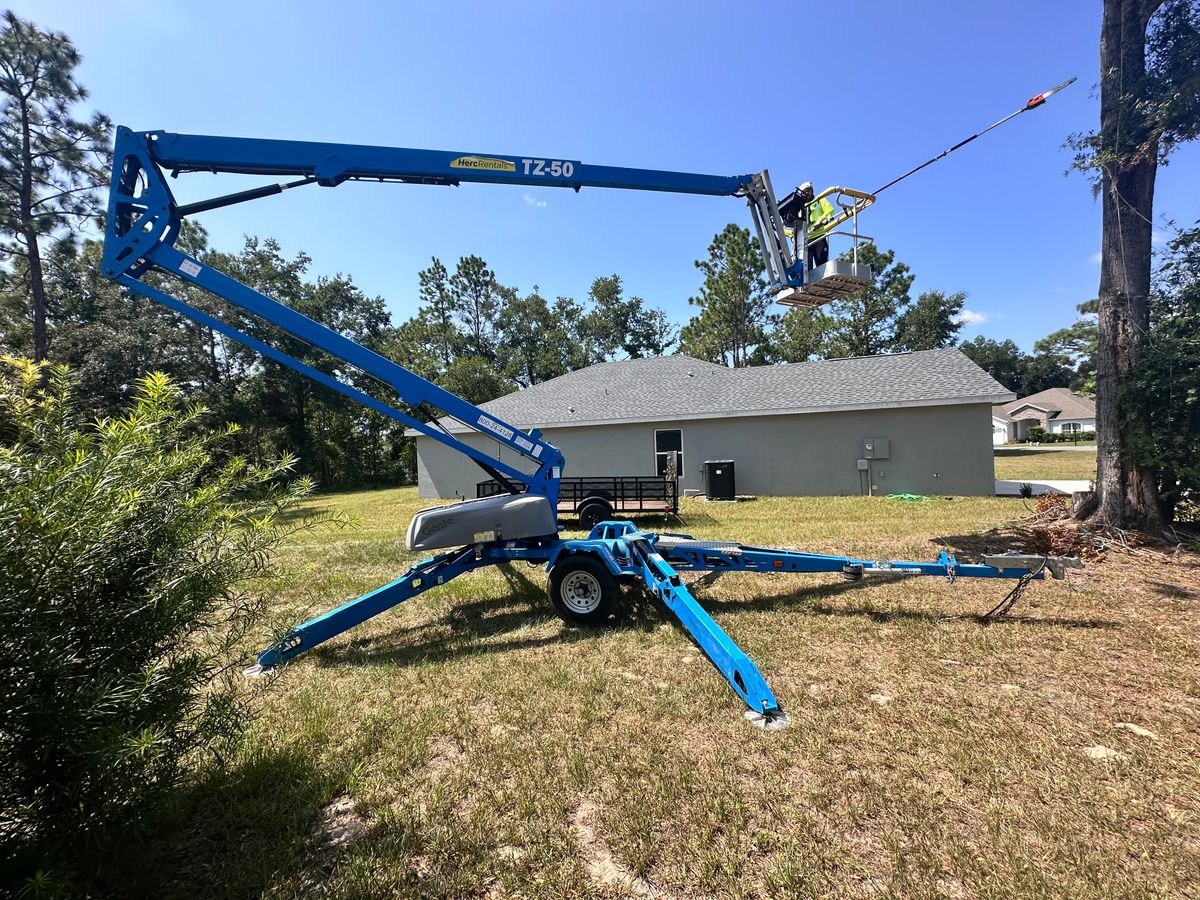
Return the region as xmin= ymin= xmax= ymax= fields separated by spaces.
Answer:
xmin=310 ymin=794 xmax=369 ymax=850
xmin=1115 ymin=721 xmax=1157 ymax=739
xmin=1082 ymin=744 xmax=1129 ymax=762
xmin=427 ymin=737 xmax=466 ymax=778
xmin=571 ymin=799 xmax=680 ymax=899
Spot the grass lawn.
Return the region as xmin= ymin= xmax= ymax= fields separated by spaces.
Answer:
xmin=994 ymin=447 xmax=1098 ymax=482
xmin=126 ymin=488 xmax=1199 ymax=898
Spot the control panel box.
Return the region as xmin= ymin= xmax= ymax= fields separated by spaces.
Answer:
xmin=862 ymin=438 xmax=890 ymax=459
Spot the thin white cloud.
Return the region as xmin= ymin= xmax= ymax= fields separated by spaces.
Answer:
xmin=523 ymin=193 xmax=547 ymax=208
xmin=955 ymin=309 xmax=988 ymax=327
xmin=1153 ymin=229 xmax=1170 ymax=246
xmin=1089 ymin=251 xmax=1103 ymax=265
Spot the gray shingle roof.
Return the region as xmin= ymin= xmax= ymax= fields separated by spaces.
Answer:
xmin=995 ymin=387 xmax=1096 ymax=422
xmin=411 ymin=349 xmax=1015 ymax=434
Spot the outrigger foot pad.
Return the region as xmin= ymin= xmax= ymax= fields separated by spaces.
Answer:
xmin=744 ymin=709 xmax=791 ymax=731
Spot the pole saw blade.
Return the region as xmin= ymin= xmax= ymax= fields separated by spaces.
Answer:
xmin=1025 ymin=76 xmax=1078 ymax=110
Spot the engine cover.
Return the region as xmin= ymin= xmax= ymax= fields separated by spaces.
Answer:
xmin=406 ymin=493 xmax=558 ymax=551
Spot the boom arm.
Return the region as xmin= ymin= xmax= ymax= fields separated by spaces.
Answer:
xmin=143 ymin=131 xmax=753 ymax=195
xmin=104 ymin=127 xmax=576 ymax=499
xmin=101 ymin=126 xmax=816 ymax=501
xmin=105 ymin=127 xmax=809 ymax=289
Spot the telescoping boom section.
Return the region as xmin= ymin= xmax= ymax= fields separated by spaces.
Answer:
xmin=105 ymin=128 xmax=872 ymax=309
xmin=102 ymin=126 xmax=1080 ymax=728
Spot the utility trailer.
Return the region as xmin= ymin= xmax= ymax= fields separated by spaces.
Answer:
xmin=100 ymin=126 xmax=1082 ymax=728
xmin=478 ymin=475 xmax=679 ymax=528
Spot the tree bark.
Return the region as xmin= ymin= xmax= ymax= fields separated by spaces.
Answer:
xmin=17 ymin=95 xmax=49 ymax=362
xmin=1088 ymin=0 xmax=1167 ymax=532
xmin=24 ymin=229 xmax=48 ymax=362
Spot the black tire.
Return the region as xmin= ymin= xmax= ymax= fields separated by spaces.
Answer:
xmin=548 ymin=554 xmax=617 ymax=625
xmin=578 ymin=499 xmax=614 ymax=530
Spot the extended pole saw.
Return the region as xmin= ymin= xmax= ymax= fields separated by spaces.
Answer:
xmin=873 ymin=77 xmax=1078 ymax=196
xmin=772 ymin=78 xmax=1077 ymax=308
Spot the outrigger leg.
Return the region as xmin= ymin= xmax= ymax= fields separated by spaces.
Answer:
xmin=248 ymin=545 xmax=493 ymax=672
xmin=627 ymin=538 xmax=788 ymax=729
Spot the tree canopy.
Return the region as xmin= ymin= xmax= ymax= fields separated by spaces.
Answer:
xmin=679 ymin=224 xmax=775 ymax=367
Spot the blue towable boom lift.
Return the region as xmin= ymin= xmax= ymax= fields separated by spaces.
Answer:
xmin=101 ymin=127 xmax=1079 ymax=728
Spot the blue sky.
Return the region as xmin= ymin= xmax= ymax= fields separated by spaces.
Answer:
xmin=14 ymin=0 xmax=1199 ymax=351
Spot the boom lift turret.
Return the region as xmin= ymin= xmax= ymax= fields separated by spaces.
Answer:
xmin=102 ymin=127 xmax=1079 ymax=729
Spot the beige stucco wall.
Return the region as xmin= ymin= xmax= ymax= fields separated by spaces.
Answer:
xmin=415 ymin=403 xmax=996 ymax=499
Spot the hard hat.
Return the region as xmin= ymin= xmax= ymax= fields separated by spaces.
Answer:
xmin=799 ymin=181 xmax=813 ymax=192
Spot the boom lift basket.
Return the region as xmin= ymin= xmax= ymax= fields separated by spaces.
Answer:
xmin=774 ymin=186 xmax=877 ymax=309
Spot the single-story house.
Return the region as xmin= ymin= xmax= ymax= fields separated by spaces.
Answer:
xmin=994 ymin=387 xmax=1096 ymax=443
xmin=992 ymin=414 xmax=1011 ymax=446
xmin=411 ymin=348 xmax=1014 ymax=499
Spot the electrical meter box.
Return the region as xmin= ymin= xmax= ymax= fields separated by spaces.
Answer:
xmin=862 ymin=438 xmax=890 ymax=459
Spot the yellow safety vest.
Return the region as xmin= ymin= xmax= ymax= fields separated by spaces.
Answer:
xmin=809 ymin=196 xmax=835 ymax=239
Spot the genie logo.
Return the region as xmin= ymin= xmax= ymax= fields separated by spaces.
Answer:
xmin=420 ymin=516 xmax=454 ymax=538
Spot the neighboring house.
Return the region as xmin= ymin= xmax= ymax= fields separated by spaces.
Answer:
xmin=992 ymin=414 xmax=1010 ymax=446
xmin=993 ymin=387 xmax=1097 ymax=442
xmin=411 ymin=349 xmax=1014 ymax=499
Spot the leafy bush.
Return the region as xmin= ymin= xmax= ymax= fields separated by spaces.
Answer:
xmin=0 ymin=359 xmax=313 ymax=887
xmin=1020 ymin=427 xmax=1095 ymax=444
xmin=1125 ymin=225 xmax=1200 ymax=523
xmin=1065 ymin=431 xmax=1092 ymax=443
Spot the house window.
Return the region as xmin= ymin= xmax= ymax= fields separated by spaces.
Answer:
xmin=654 ymin=429 xmax=683 ymax=478
xmin=1062 ymin=422 xmax=1082 ymax=433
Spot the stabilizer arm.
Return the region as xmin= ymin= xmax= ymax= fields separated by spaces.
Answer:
xmin=626 ymin=539 xmax=782 ymax=718
xmin=255 ymin=546 xmax=493 ymax=668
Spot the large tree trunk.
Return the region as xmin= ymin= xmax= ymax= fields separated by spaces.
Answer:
xmin=24 ymin=229 xmax=48 ymax=362
xmin=1087 ymin=0 xmax=1167 ymax=533
xmin=17 ymin=98 xmax=49 ymax=362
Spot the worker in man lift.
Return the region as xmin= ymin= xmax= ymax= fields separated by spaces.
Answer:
xmin=798 ymin=182 xmax=834 ymax=269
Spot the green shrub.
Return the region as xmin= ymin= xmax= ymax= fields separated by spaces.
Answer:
xmin=0 ymin=359 xmax=313 ymax=888
xmin=1035 ymin=430 xmax=1096 ymax=444
xmin=1027 ymin=425 xmax=1047 ymax=443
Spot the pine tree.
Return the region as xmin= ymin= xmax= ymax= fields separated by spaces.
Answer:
xmin=0 ymin=12 xmax=111 ymax=361
xmin=679 ymin=224 xmax=774 ymax=367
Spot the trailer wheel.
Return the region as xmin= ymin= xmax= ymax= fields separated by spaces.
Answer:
xmin=548 ymin=554 xmax=617 ymax=625
xmin=578 ymin=499 xmax=613 ymax=530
